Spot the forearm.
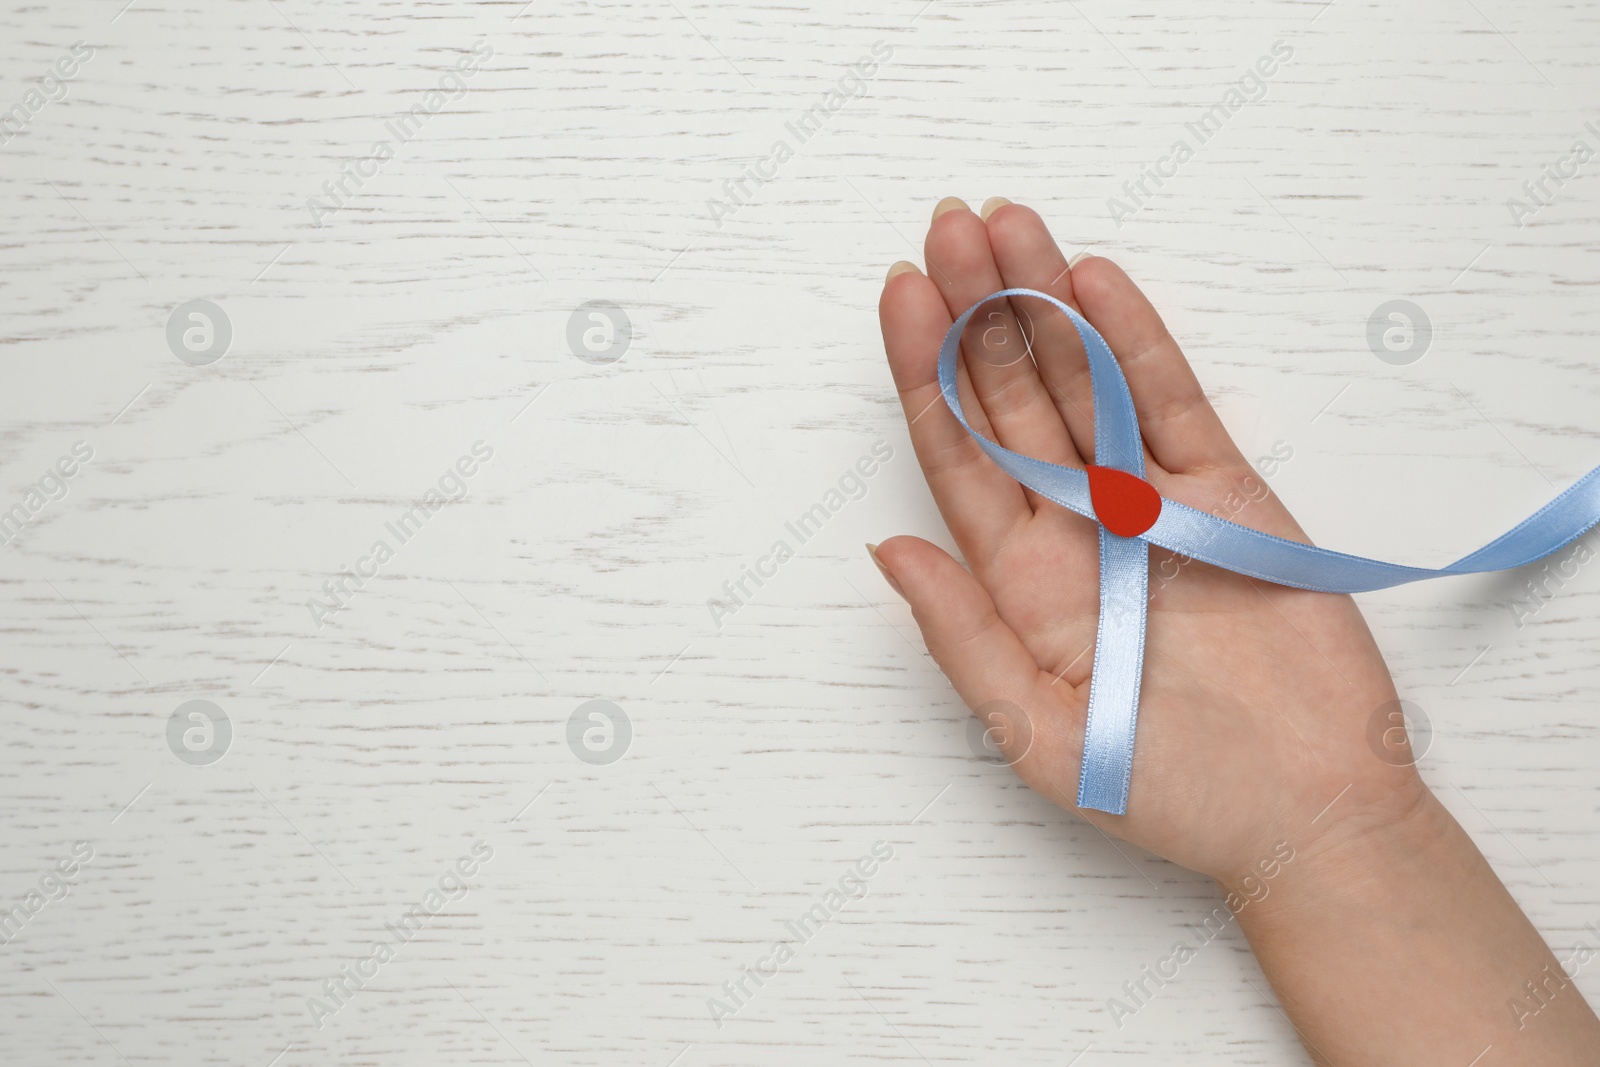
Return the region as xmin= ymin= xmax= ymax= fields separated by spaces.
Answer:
xmin=1229 ymin=785 xmax=1600 ymax=1066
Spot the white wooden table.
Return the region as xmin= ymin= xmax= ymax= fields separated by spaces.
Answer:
xmin=2 ymin=1 xmax=1598 ymax=1063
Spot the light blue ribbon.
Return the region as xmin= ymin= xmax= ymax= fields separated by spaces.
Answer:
xmin=938 ymin=289 xmax=1600 ymax=815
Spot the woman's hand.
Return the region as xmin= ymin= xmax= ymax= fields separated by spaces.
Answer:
xmin=873 ymin=195 xmax=1419 ymax=883
xmin=872 ymin=197 xmax=1600 ymax=1067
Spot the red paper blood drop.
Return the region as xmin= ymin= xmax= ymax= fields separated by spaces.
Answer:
xmin=1086 ymin=465 xmax=1162 ymax=538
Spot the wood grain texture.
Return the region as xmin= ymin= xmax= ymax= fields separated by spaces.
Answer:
xmin=1 ymin=0 xmax=1597 ymax=1063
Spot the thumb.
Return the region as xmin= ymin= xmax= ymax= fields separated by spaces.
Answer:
xmin=868 ymin=534 xmax=1044 ymax=714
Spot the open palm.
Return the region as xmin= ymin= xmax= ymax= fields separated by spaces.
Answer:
xmin=874 ymin=198 xmax=1426 ymax=882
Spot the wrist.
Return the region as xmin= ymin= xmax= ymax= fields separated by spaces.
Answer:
xmin=1216 ymin=771 xmax=1439 ymax=922
xmin=1215 ymin=775 xmax=1600 ymax=1065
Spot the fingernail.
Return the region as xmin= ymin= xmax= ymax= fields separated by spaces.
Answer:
xmin=866 ymin=543 xmax=905 ymax=599
xmin=1068 ymin=250 xmax=1094 ymax=268
xmin=980 ymin=196 xmax=1012 ymax=221
xmin=885 ymin=260 xmax=920 ymax=283
xmin=932 ymin=196 xmax=969 ymax=221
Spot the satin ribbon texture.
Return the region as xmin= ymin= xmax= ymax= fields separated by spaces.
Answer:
xmin=938 ymin=288 xmax=1600 ymax=815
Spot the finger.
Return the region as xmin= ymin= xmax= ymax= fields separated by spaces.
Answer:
xmin=982 ymin=202 xmax=1100 ymax=461
xmin=880 ymin=263 xmax=1029 ymax=560
xmin=873 ymin=535 xmax=1086 ymax=789
xmin=1069 ymin=255 xmax=1247 ymax=475
xmin=924 ymin=198 xmax=1081 ymax=478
